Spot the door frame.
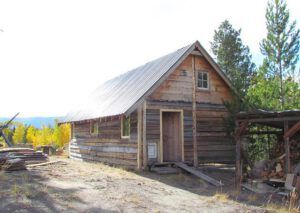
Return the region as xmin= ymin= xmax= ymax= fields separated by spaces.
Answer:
xmin=159 ymin=109 xmax=184 ymax=163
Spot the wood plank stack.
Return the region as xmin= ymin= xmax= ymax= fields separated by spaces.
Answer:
xmin=1 ymin=158 xmax=26 ymax=171
xmin=0 ymin=148 xmax=49 ymax=171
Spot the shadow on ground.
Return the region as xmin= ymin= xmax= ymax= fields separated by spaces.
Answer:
xmin=1 ymin=167 xmax=123 ymax=213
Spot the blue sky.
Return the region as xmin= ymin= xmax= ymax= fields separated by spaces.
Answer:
xmin=0 ymin=0 xmax=299 ymax=117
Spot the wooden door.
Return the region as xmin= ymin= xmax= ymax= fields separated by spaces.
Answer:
xmin=162 ymin=112 xmax=182 ymax=162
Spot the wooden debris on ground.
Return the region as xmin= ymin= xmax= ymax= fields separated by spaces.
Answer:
xmin=0 ymin=148 xmax=49 ymax=171
xmin=27 ymin=160 xmax=66 ymax=168
xmin=0 ymin=148 xmax=48 ymax=164
xmin=1 ymin=158 xmax=26 ymax=171
xmin=242 ymin=181 xmax=277 ymax=194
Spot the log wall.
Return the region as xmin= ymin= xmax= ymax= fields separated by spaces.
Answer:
xmin=69 ymin=112 xmax=138 ymax=169
xmin=145 ymin=101 xmax=235 ymax=164
xmin=147 ymin=53 xmax=235 ymax=165
xmin=149 ymin=55 xmax=232 ymax=104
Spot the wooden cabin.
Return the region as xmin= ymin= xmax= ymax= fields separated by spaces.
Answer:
xmin=60 ymin=41 xmax=236 ymax=169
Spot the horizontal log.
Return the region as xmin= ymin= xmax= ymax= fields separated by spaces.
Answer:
xmin=70 ymin=144 xmax=137 ymax=154
xmin=70 ymin=148 xmax=137 ymax=160
xmin=70 ymin=153 xmax=137 ymax=167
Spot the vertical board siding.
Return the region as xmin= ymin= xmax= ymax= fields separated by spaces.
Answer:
xmin=149 ymin=55 xmax=232 ymax=104
xmin=146 ymin=101 xmax=235 ymax=164
xmin=183 ymin=110 xmax=193 ymax=163
xmin=70 ymin=112 xmax=138 ymax=169
xmin=145 ymin=109 xmax=160 ymax=162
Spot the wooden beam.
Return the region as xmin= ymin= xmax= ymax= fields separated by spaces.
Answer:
xmin=284 ymin=121 xmax=291 ymax=173
xmin=142 ymin=101 xmax=147 ymax=169
xmin=175 ymin=162 xmax=223 ymax=187
xmin=137 ymin=106 xmax=143 ymax=170
xmin=237 ymin=116 xmax=300 ymax=123
xmin=236 ymin=121 xmax=248 ymax=136
xmin=245 ymin=130 xmax=283 ymax=135
xmin=284 ymin=121 xmax=300 ymax=139
xmin=192 ymin=55 xmax=198 ymax=167
xmin=235 ymin=121 xmax=248 ymax=191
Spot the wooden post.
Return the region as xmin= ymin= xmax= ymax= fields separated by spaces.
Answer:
xmin=235 ymin=122 xmax=242 ymax=191
xmin=142 ymin=101 xmax=147 ymax=169
xmin=235 ymin=121 xmax=248 ymax=191
xmin=284 ymin=120 xmax=291 ymax=173
xmin=192 ymin=55 xmax=198 ymax=167
xmin=137 ymin=106 xmax=143 ymax=170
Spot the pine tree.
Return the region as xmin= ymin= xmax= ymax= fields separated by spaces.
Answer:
xmin=260 ymin=0 xmax=300 ymax=109
xmin=211 ymin=20 xmax=256 ymax=95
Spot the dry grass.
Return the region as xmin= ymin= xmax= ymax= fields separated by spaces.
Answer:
xmin=206 ymin=192 xmax=230 ymax=205
xmin=247 ymin=194 xmax=258 ymax=203
xmin=213 ymin=193 xmax=229 ymax=202
xmin=266 ymin=204 xmax=299 ymax=213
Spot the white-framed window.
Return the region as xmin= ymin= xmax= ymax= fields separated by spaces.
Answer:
xmin=121 ymin=116 xmax=130 ymax=138
xmin=90 ymin=120 xmax=99 ymax=135
xmin=197 ymin=71 xmax=209 ymax=90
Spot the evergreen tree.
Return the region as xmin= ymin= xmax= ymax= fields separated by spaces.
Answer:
xmin=211 ymin=20 xmax=256 ymax=95
xmin=260 ymin=0 xmax=300 ymax=109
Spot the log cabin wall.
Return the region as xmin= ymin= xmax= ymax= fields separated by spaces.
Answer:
xmin=69 ymin=111 xmax=138 ymax=169
xmin=147 ymin=54 xmax=235 ymax=164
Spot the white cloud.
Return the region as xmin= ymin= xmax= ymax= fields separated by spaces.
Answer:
xmin=0 ymin=0 xmax=299 ymax=117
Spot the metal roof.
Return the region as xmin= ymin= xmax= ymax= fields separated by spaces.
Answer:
xmin=60 ymin=41 xmax=234 ymax=123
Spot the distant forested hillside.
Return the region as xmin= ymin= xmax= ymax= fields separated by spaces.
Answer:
xmin=0 ymin=117 xmax=59 ymax=128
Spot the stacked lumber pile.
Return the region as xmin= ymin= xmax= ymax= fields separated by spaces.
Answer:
xmin=1 ymin=158 xmax=26 ymax=171
xmin=0 ymin=148 xmax=48 ymax=164
xmin=0 ymin=148 xmax=49 ymax=171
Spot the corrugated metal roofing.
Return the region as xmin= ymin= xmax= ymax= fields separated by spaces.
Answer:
xmin=61 ymin=42 xmax=195 ymax=122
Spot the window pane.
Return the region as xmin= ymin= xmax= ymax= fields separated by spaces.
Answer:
xmin=198 ymin=72 xmax=202 ymax=80
xmin=203 ymin=81 xmax=208 ymax=88
xmin=198 ymin=80 xmax=203 ymax=88
xmin=203 ymin=73 xmax=207 ymax=81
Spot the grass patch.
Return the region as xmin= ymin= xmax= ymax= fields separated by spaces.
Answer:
xmin=266 ymin=204 xmax=299 ymax=213
xmin=213 ymin=193 xmax=229 ymax=202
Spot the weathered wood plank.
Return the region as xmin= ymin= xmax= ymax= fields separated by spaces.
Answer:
xmin=175 ymin=162 xmax=223 ymax=187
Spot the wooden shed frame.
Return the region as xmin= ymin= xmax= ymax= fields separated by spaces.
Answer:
xmin=234 ymin=110 xmax=300 ymax=190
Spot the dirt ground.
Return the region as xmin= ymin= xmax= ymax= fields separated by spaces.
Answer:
xmin=0 ymin=157 xmax=288 ymax=213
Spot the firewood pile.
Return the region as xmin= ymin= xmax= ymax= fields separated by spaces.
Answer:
xmin=271 ymin=135 xmax=300 ymax=166
xmin=249 ymin=155 xmax=285 ymax=180
xmin=249 ymin=134 xmax=300 ymax=180
xmin=0 ymin=148 xmax=48 ymax=171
